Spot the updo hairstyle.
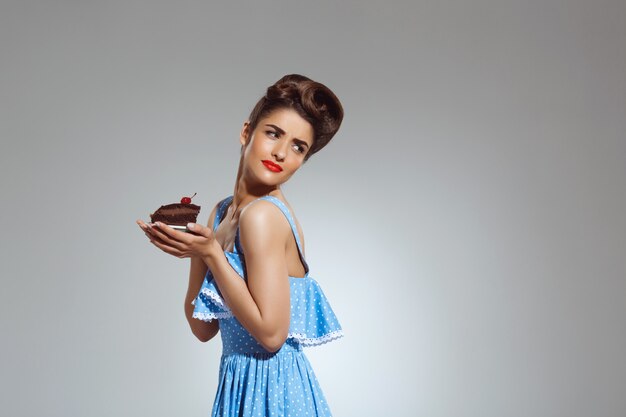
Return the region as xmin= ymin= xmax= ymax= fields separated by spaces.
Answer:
xmin=246 ymin=74 xmax=344 ymax=161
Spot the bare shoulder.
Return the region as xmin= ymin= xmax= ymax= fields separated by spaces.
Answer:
xmin=239 ymin=199 xmax=291 ymax=237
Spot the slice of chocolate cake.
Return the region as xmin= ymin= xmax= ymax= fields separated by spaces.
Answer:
xmin=150 ymin=203 xmax=201 ymax=226
xmin=150 ymin=193 xmax=201 ymax=229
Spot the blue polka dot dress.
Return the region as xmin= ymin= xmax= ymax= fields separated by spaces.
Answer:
xmin=191 ymin=195 xmax=344 ymax=417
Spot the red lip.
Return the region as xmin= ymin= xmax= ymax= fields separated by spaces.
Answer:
xmin=262 ymin=160 xmax=283 ymax=172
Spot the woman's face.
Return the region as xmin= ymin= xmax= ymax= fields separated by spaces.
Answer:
xmin=240 ymin=108 xmax=314 ymax=188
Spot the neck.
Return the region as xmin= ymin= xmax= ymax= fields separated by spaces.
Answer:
xmin=229 ymin=175 xmax=280 ymax=221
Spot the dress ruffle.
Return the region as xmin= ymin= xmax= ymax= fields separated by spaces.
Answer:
xmin=190 ymin=276 xmax=231 ymax=321
xmin=287 ymin=277 xmax=344 ymax=346
xmin=192 ymin=274 xmax=344 ymax=348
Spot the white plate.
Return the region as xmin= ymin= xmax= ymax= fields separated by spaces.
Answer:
xmin=169 ymin=225 xmax=189 ymax=231
xmin=151 ymin=224 xmax=191 ymax=232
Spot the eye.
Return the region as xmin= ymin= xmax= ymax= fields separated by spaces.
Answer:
xmin=266 ymin=130 xmax=279 ymax=139
xmin=292 ymin=144 xmax=306 ymax=154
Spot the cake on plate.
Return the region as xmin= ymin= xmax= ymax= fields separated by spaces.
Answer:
xmin=150 ymin=193 xmax=200 ymax=230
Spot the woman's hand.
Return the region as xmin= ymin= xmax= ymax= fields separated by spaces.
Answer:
xmin=136 ymin=220 xmax=220 ymax=259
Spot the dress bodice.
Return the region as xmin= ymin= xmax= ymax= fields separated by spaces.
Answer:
xmin=191 ymin=195 xmax=343 ymax=355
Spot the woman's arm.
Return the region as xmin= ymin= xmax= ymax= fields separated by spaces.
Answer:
xmin=184 ymin=256 xmax=219 ymax=342
xmin=202 ymin=200 xmax=291 ymax=352
xmin=140 ymin=200 xmax=291 ymax=351
xmin=184 ymin=205 xmax=219 ymax=342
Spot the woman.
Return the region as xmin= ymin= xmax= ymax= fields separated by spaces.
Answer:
xmin=137 ymin=74 xmax=344 ymax=417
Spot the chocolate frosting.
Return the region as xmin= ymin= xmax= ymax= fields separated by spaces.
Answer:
xmin=150 ymin=203 xmax=201 ymax=226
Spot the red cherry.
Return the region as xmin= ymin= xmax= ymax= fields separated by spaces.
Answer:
xmin=180 ymin=192 xmax=197 ymax=204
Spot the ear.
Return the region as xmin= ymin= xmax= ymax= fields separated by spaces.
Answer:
xmin=239 ymin=121 xmax=250 ymax=146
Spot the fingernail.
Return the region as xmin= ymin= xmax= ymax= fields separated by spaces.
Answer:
xmin=187 ymin=223 xmax=195 ymax=230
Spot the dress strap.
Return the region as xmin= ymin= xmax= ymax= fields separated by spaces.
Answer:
xmin=212 ymin=196 xmax=234 ymax=232
xmin=215 ymin=195 xmax=310 ymax=275
xmin=257 ymin=195 xmax=310 ymax=275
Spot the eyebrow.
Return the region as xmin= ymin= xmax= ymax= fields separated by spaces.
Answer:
xmin=265 ymin=124 xmax=311 ymax=149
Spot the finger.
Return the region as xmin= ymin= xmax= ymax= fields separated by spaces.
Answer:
xmin=144 ymin=231 xmax=160 ymax=242
xmin=151 ymin=222 xmax=191 ymax=251
xmin=146 ymin=230 xmax=162 ymax=244
xmin=154 ymin=221 xmax=189 ymax=237
xmin=142 ymin=223 xmax=157 ymax=237
xmin=146 ymin=229 xmax=171 ymax=245
xmin=186 ymin=222 xmax=212 ymax=238
xmin=149 ymin=237 xmax=187 ymax=258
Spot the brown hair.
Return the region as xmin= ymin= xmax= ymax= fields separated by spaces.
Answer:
xmin=245 ymin=74 xmax=344 ymax=161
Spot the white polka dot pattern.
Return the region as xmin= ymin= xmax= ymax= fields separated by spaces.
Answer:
xmin=191 ymin=195 xmax=343 ymax=416
xmin=192 ymin=274 xmax=344 ymax=347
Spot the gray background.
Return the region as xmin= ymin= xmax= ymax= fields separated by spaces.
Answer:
xmin=1 ymin=1 xmax=625 ymax=416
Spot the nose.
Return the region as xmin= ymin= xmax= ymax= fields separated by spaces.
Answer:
xmin=272 ymin=140 xmax=287 ymax=161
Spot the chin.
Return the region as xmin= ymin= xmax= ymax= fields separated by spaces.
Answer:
xmin=248 ymin=174 xmax=283 ymax=190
